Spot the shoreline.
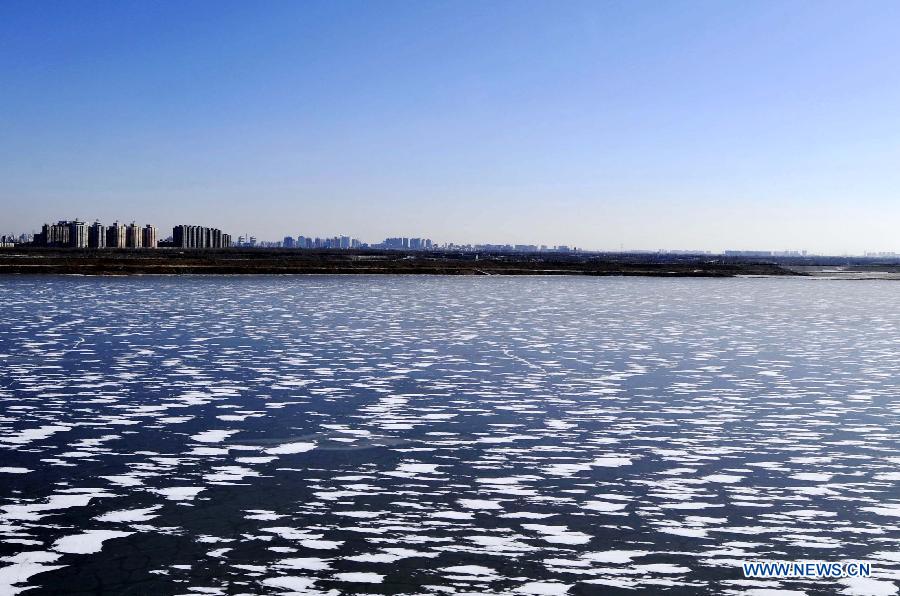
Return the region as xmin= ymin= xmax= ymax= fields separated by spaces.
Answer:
xmin=0 ymin=248 xmax=799 ymax=278
xmin=5 ymin=249 xmax=900 ymax=278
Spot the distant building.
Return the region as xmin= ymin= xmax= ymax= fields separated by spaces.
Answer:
xmin=723 ymin=250 xmax=773 ymax=257
xmin=234 ymin=235 xmax=257 ymax=247
xmin=384 ymin=237 xmax=409 ymax=249
xmin=106 ymin=221 xmax=127 ymax=248
xmin=31 ymin=219 xmax=157 ymax=249
xmin=142 ymin=225 xmax=158 ymax=249
xmin=36 ymin=221 xmax=71 ymax=247
xmin=68 ymin=220 xmax=88 ymax=248
xmin=125 ymin=222 xmax=143 ymax=248
xmin=379 ymin=237 xmax=432 ymax=250
xmin=173 ymin=225 xmax=231 ymax=248
xmin=88 ymin=221 xmax=106 ymax=248
xmin=283 ymin=236 xmax=295 ymax=248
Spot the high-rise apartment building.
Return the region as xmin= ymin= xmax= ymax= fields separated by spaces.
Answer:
xmin=68 ymin=220 xmax=88 ymax=248
xmin=88 ymin=221 xmax=106 ymax=248
xmin=38 ymin=221 xmax=71 ymax=247
xmin=384 ymin=237 xmax=409 ymax=249
xmin=142 ymin=225 xmax=158 ymax=248
xmin=33 ymin=219 xmax=160 ymax=249
xmin=173 ymin=225 xmax=231 ymax=248
xmin=125 ymin=222 xmax=143 ymax=248
xmin=106 ymin=221 xmax=126 ymax=248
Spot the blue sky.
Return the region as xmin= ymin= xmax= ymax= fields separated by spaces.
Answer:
xmin=3 ymin=0 xmax=900 ymax=252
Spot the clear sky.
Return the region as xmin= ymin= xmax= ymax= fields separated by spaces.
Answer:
xmin=3 ymin=0 xmax=900 ymax=253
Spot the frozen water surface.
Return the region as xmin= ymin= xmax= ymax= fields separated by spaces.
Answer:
xmin=1 ymin=275 xmax=899 ymax=594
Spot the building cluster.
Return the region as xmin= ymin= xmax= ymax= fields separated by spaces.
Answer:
xmin=20 ymin=220 xmax=233 ymax=249
xmin=0 ymin=233 xmax=30 ymax=248
xmin=265 ymin=235 xmax=436 ymax=250
xmin=469 ymin=243 xmax=573 ymax=253
xmin=282 ymin=235 xmax=363 ymax=249
xmin=377 ymin=237 xmax=433 ymax=250
xmin=5 ymin=224 xmax=819 ymax=257
xmin=425 ymin=243 xmax=576 ymax=253
xmin=173 ymin=225 xmax=231 ymax=248
xmin=251 ymin=235 xmax=581 ymax=252
xmin=34 ymin=220 xmax=158 ymax=248
xmin=723 ymin=250 xmax=807 ymax=257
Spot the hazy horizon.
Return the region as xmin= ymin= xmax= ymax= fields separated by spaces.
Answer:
xmin=4 ymin=1 xmax=900 ymax=253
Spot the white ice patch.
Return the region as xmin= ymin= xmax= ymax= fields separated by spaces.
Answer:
xmin=190 ymin=430 xmax=238 ymax=443
xmin=245 ymin=510 xmax=284 ymax=521
xmin=0 ymin=551 xmax=64 ymax=596
xmin=634 ymin=563 xmax=690 ymax=574
xmin=582 ymin=501 xmax=627 ymax=513
xmin=0 ymin=425 xmax=72 ymax=445
xmin=333 ymin=572 xmax=383 ymax=583
xmin=790 ymin=472 xmax=833 ymax=482
xmin=457 ymin=499 xmax=504 ymax=510
xmin=502 ymin=512 xmax=556 ymax=519
xmin=591 ymin=456 xmax=632 ymax=467
xmin=301 ymin=540 xmax=343 ymax=550
xmin=431 ymin=511 xmax=474 ymax=520
xmin=838 ymin=577 xmax=898 ymax=595
xmin=522 ymin=524 xmax=592 ymax=545
xmin=544 ymin=456 xmax=632 ymax=476
xmin=1 ymin=492 xmax=114 ymax=521
xmin=275 ymin=557 xmax=331 ymax=571
xmin=53 ymin=530 xmax=133 ymax=554
xmin=264 ymin=442 xmax=316 ymax=455
xmin=702 ymin=474 xmax=743 ymax=483
xmin=100 ymin=475 xmax=144 ymax=487
xmin=516 ymin=582 xmax=572 ymax=595
xmin=95 ymin=506 xmax=162 ymax=523
xmin=442 ymin=565 xmax=497 ymax=578
xmin=260 ymin=576 xmax=322 ymax=593
xmin=396 ymin=463 xmax=442 ymax=474
xmin=582 ymin=550 xmax=649 ymax=564
xmin=862 ymin=505 xmax=900 ymax=517
xmin=151 ymin=487 xmax=205 ymax=501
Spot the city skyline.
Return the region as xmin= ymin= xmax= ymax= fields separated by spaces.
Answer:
xmin=6 ymin=216 xmax=872 ymax=256
xmin=15 ymin=215 xmax=900 ymax=255
xmin=7 ymin=215 xmax=895 ymax=255
xmin=0 ymin=216 xmax=816 ymax=254
xmin=4 ymin=2 xmax=900 ymax=253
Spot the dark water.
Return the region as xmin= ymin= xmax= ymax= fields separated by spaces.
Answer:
xmin=1 ymin=276 xmax=899 ymax=595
